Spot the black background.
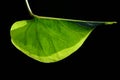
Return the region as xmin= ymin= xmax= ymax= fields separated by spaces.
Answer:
xmin=0 ymin=0 xmax=119 ymax=67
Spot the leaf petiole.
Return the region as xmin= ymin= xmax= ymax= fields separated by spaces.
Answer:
xmin=25 ymin=0 xmax=33 ymax=15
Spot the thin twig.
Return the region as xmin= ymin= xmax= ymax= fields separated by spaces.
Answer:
xmin=25 ymin=0 xmax=33 ymax=15
xmin=24 ymin=0 xmax=117 ymax=24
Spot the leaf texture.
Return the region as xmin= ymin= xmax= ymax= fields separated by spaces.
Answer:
xmin=10 ymin=17 xmax=116 ymax=63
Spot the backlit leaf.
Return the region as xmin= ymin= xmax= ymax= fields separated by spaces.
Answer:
xmin=10 ymin=16 xmax=116 ymax=63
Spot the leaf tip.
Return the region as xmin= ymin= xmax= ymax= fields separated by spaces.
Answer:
xmin=104 ymin=21 xmax=117 ymax=25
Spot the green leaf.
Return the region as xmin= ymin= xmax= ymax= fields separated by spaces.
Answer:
xmin=10 ymin=0 xmax=117 ymax=63
xmin=10 ymin=16 xmax=116 ymax=63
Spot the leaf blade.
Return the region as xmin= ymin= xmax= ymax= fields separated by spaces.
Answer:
xmin=10 ymin=17 xmax=116 ymax=63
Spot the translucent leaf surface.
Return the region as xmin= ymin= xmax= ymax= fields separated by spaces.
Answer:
xmin=10 ymin=16 xmax=116 ymax=63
